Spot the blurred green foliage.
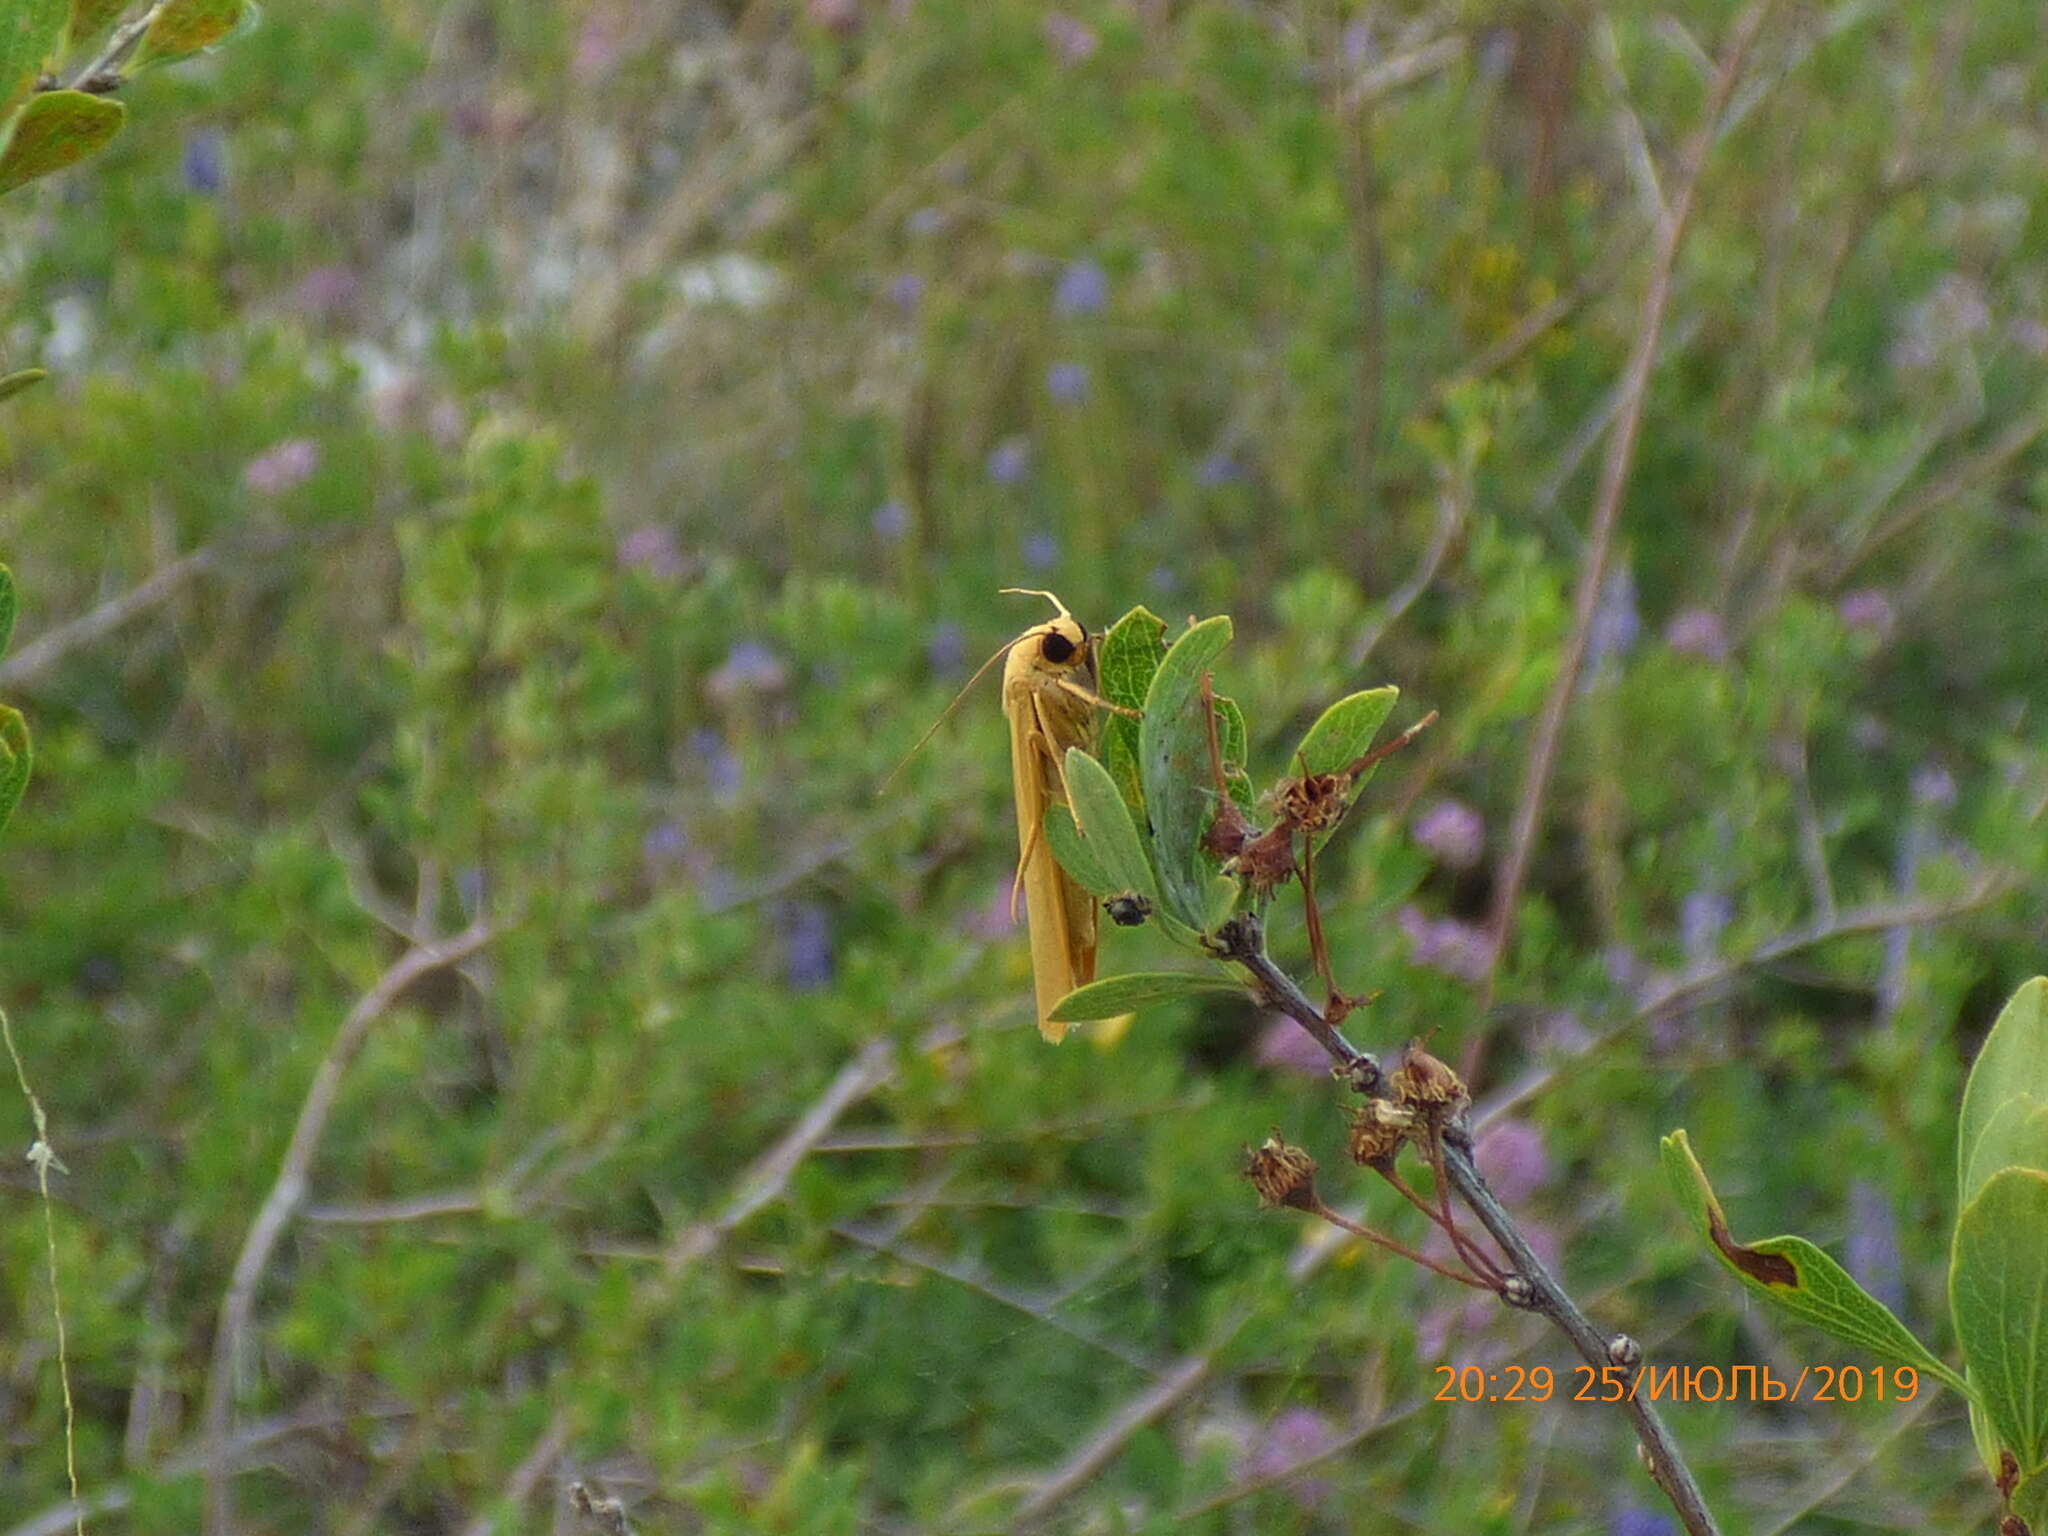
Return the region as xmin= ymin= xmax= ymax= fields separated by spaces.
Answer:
xmin=3 ymin=1 xmax=2048 ymax=1532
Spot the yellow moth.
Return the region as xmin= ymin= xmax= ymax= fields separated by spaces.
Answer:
xmin=889 ymin=589 xmax=1136 ymax=1044
xmin=998 ymin=589 xmax=1137 ymax=1043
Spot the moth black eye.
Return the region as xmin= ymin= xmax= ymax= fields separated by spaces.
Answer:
xmin=1041 ymin=631 xmax=1077 ymax=664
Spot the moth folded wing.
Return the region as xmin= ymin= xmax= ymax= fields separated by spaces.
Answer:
xmin=1006 ymin=668 xmax=1085 ymax=1042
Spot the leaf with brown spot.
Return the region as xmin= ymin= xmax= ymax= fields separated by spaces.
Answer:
xmin=1662 ymin=1130 xmax=1972 ymax=1397
xmin=0 ymin=88 xmax=123 ymax=195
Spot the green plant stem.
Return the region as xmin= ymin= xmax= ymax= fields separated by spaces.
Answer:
xmin=1216 ymin=915 xmax=1722 ymax=1536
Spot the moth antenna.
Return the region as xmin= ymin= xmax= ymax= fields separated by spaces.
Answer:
xmin=876 ymin=634 xmax=1020 ymax=795
xmin=997 ymin=586 xmax=1073 ymax=623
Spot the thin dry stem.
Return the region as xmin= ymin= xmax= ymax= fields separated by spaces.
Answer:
xmin=2 ymin=1006 xmax=82 ymax=1536
xmin=1480 ymin=2 xmax=1778 ymax=1049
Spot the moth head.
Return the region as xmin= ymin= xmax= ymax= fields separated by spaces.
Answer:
xmin=1036 ymin=615 xmax=1087 ymax=668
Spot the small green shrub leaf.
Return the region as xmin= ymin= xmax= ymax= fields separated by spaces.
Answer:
xmin=1952 ymin=1168 xmax=2048 ymax=1474
xmin=1662 ymin=1130 xmax=1970 ymax=1395
xmin=1042 ymin=803 xmax=1112 ymax=898
xmin=0 ymin=366 xmax=46 ymax=402
xmin=0 ymin=0 xmax=66 ymax=121
xmin=133 ymin=0 xmax=250 ymax=66
xmin=1097 ymin=604 xmax=1165 ymax=812
xmin=1959 ymin=978 xmax=2048 ymax=1205
xmin=1962 ymin=1093 xmax=2048 ymax=1210
xmin=1138 ymin=615 xmax=1232 ymax=928
xmin=0 ymin=703 xmax=31 ymax=834
xmin=1047 ymin=969 xmax=1244 ymax=1024
xmin=1062 ymin=747 xmax=1158 ymax=908
xmin=0 ymin=562 xmax=15 ymax=655
xmin=64 ymin=0 xmax=127 ymax=54
xmin=1213 ymin=691 xmax=1253 ymax=808
xmin=1293 ymin=686 xmax=1399 ymax=779
xmin=0 ymin=89 xmax=124 ymax=195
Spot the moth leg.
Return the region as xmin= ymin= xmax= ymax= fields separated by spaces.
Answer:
xmin=1054 ymin=676 xmax=1142 ymax=718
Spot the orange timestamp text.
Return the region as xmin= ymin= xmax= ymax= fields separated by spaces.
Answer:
xmin=1434 ymin=1363 xmax=1921 ymax=1405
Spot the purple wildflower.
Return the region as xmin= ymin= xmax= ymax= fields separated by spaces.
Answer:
xmin=706 ymin=641 xmax=789 ymax=703
xmin=1679 ymin=889 xmax=1732 ymax=966
xmin=243 ymin=438 xmax=320 ymax=495
xmin=871 ymin=501 xmax=909 ymax=540
xmin=1042 ymin=12 xmax=1099 ymax=65
xmin=1045 ymin=361 xmax=1090 ymax=403
xmin=1911 ymin=764 xmax=1957 ymax=808
xmin=295 ymin=264 xmax=361 ymax=320
xmin=1846 ymin=1181 xmax=1905 ymax=1314
xmin=987 ymin=436 xmax=1032 ymax=485
xmin=1837 ymin=587 xmax=1896 ymax=637
xmin=1022 ymin=532 xmax=1059 ymax=570
xmin=1663 ymin=606 xmax=1727 ymax=661
xmin=1397 ymin=907 xmax=1490 ymax=982
xmin=1412 ymin=798 xmax=1485 ymax=871
xmin=1241 ymin=1407 xmax=1338 ymax=1510
xmin=687 ymin=727 xmax=744 ymax=802
xmin=181 ymin=130 xmax=225 ymax=194
xmin=886 ymin=272 xmax=925 ymax=314
xmin=1054 ymin=259 xmax=1108 ymax=317
xmin=1148 ymin=566 xmax=1179 ymax=594
xmin=643 ymin=821 xmax=688 ymax=865
xmin=779 ymin=902 xmax=835 ymax=990
xmin=1583 ymin=560 xmax=1640 ymax=678
xmin=1255 ymin=1016 xmax=1329 ymax=1076
xmin=926 ymin=621 xmax=967 ymax=676
xmin=617 ymin=524 xmax=686 ymax=581
xmin=1611 ymin=1508 xmax=1679 ymax=1536
xmin=1475 ymin=1119 xmax=1549 ymax=1205
xmin=1196 ymin=451 xmax=1244 ymax=486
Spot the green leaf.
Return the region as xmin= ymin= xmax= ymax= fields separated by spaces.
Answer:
xmin=0 ymin=703 xmax=31 ymax=835
xmin=1042 ymin=803 xmax=1113 ymax=898
xmin=0 ymin=89 xmax=124 ymax=195
xmin=1046 ymin=969 xmax=1245 ymax=1024
xmin=1959 ymin=978 xmax=2048 ymax=1205
xmin=0 ymin=562 xmax=15 ymax=655
xmin=1097 ymin=605 xmax=1165 ymax=813
xmin=63 ymin=0 xmax=126 ymax=55
xmin=1137 ymin=615 xmax=1232 ymax=929
xmin=1062 ymin=747 xmax=1159 ymax=909
xmin=1953 ymin=1168 xmax=2048 ymax=1474
xmin=1661 ymin=1130 xmax=1971 ymax=1396
xmin=0 ymin=366 xmax=45 ymax=401
xmin=1963 ymin=1093 xmax=2048 ymax=1210
xmin=132 ymin=0 xmax=250 ymax=67
xmin=0 ymin=0 xmax=66 ymax=121
xmin=1294 ymin=686 xmax=1399 ymax=779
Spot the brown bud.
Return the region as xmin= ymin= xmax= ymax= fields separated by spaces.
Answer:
xmin=1345 ymin=1099 xmax=1416 ymax=1169
xmin=1244 ymin=1134 xmax=1319 ymax=1210
xmin=1390 ymin=1044 xmax=1468 ymax=1115
xmin=1998 ymin=1451 xmax=2022 ymax=1500
xmin=1999 ymin=1517 xmax=2030 ymax=1536
xmin=1231 ymin=825 xmax=1300 ymax=897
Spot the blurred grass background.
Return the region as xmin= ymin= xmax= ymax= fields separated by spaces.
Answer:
xmin=4 ymin=0 xmax=2048 ymax=1531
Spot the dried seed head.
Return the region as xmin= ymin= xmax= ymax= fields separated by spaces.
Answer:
xmin=1390 ymin=1044 xmax=1468 ymax=1114
xmin=1244 ymin=1134 xmax=1319 ymax=1210
xmin=1278 ymin=770 xmax=1349 ymax=836
xmin=1345 ymin=1099 xmax=1416 ymax=1169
